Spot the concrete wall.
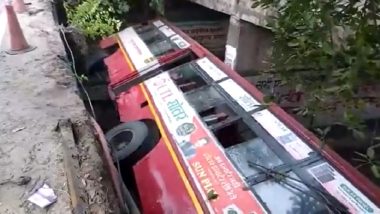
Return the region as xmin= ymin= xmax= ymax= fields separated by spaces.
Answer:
xmin=164 ymin=1 xmax=230 ymax=59
xmin=225 ymin=16 xmax=272 ymax=75
xmin=164 ymin=0 xmax=274 ymax=76
xmin=182 ymin=0 xmax=274 ymax=75
xmin=237 ymin=0 xmax=273 ymax=27
xmin=186 ymin=0 xmax=237 ymax=16
xmin=187 ymin=0 xmax=273 ymax=28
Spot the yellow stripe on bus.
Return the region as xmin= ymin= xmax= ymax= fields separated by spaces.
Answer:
xmin=140 ymin=84 xmax=204 ymax=214
xmin=116 ymin=35 xmax=203 ymax=213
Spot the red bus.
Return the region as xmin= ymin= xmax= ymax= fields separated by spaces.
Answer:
xmin=93 ymin=19 xmax=380 ymax=214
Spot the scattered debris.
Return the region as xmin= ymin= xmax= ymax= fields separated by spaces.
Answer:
xmin=57 ymin=119 xmax=87 ymax=212
xmin=11 ymin=126 xmax=26 ymax=133
xmin=27 ymin=184 xmax=57 ymax=208
xmin=19 ymin=176 xmax=45 ymax=207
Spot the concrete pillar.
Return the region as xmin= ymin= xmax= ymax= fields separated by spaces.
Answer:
xmin=225 ymin=16 xmax=273 ymax=76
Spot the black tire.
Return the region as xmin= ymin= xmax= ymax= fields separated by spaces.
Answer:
xmin=85 ymin=48 xmax=109 ymax=74
xmin=106 ymin=121 xmax=149 ymax=162
xmin=106 ymin=120 xmax=160 ymax=165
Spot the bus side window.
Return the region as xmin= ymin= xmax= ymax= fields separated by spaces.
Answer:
xmin=135 ymin=25 xmax=166 ymax=47
xmin=213 ymin=119 xmax=257 ymax=148
xmin=169 ymin=64 xmax=207 ymax=93
xmin=134 ymin=25 xmax=155 ymax=35
xmin=185 ymin=86 xmax=224 ymax=112
xmin=140 ymin=30 xmax=165 ymax=46
xmin=135 ymin=25 xmax=177 ymax=57
xmin=148 ymin=40 xmax=176 ymax=57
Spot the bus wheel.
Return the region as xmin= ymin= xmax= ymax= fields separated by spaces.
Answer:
xmin=105 ymin=120 xmax=159 ymax=165
xmin=84 ymin=48 xmax=109 ymax=74
xmin=106 ymin=121 xmax=148 ymax=163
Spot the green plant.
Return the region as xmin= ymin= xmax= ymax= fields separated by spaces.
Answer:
xmin=353 ymin=143 xmax=380 ymax=179
xmin=256 ymin=0 xmax=380 ymax=119
xmin=150 ymin=0 xmax=165 ymax=15
xmin=77 ymin=74 xmax=88 ymax=83
xmin=252 ymin=0 xmax=380 ymax=179
xmin=65 ymin=0 xmax=128 ymax=40
xmin=102 ymin=0 xmax=130 ymax=16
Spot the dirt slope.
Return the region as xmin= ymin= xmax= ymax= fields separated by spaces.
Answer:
xmin=0 ymin=1 xmax=117 ymax=213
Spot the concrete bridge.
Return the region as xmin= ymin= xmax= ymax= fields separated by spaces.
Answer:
xmin=188 ymin=0 xmax=272 ymax=28
xmin=187 ymin=0 xmax=274 ymax=74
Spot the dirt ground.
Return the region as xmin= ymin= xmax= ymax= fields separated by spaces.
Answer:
xmin=0 ymin=1 xmax=118 ymax=213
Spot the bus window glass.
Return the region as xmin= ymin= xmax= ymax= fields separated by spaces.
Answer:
xmin=135 ymin=26 xmax=164 ymax=45
xmin=226 ymin=138 xmax=283 ymax=178
xmin=253 ymin=172 xmax=331 ymax=214
xmin=134 ymin=25 xmax=176 ymax=57
xmin=134 ymin=25 xmax=155 ymax=35
xmin=168 ymin=62 xmax=286 ymax=185
xmin=199 ymin=103 xmax=237 ymax=127
xmin=169 ymin=64 xmax=207 ymax=93
xmin=148 ymin=40 xmax=176 ymax=57
xmin=212 ymin=119 xmax=256 ymax=148
xmin=185 ymin=86 xmax=225 ymax=113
